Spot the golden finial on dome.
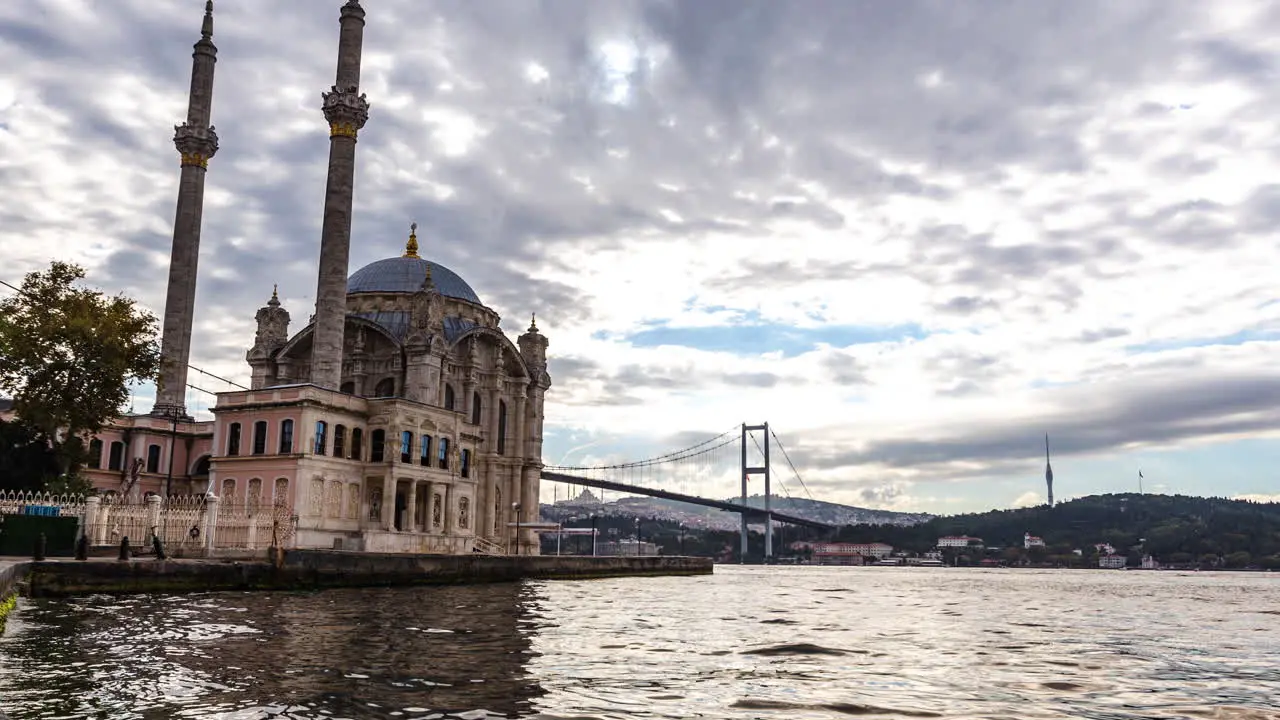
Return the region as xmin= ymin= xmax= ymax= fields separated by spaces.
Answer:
xmin=404 ymin=222 xmax=420 ymax=258
xmin=529 ymin=313 xmax=538 ymax=332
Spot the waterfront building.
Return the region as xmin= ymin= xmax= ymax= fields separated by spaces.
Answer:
xmin=1023 ymin=532 xmax=1046 ymax=549
xmin=1099 ymin=554 xmax=1127 ymax=569
xmin=50 ymin=1 xmax=552 ymax=555
xmin=811 ymin=541 xmax=893 ymax=565
xmin=937 ymin=535 xmax=984 ymax=549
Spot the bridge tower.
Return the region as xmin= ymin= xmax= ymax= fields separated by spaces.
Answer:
xmin=740 ymin=422 xmax=774 ymax=562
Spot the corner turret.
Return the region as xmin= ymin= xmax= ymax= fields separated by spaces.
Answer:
xmin=247 ymin=285 xmax=291 ymax=389
xmin=518 ymin=314 xmax=551 ymax=389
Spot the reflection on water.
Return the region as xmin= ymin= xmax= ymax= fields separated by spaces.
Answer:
xmin=1 ymin=567 xmax=1278 ymax=719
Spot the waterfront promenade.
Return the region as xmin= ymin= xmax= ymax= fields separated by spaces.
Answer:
xmin=0 ymin=551 xmax=711 ymax=602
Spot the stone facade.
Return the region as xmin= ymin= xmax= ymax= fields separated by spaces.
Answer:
xmin=227 ymin=243 xmax=551 ymax=554
xmin=68 ymin=1 xmax=553 ymax=556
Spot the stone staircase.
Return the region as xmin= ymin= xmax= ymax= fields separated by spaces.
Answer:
xmin=472 ymin=537 xmax=505 ymax=556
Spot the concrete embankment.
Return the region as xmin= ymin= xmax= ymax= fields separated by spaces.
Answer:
xmin=0 ymin=560 xmax=26 ymax=630
xmin=8 ymin=550 xmax=712 ymax=598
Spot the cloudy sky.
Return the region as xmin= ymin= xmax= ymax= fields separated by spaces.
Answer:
xmin=3 ymin=0 xmax=1279 ymax=514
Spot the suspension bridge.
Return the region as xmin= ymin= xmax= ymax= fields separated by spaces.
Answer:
xmin=541 ymin=422 xmax=829 ymax=561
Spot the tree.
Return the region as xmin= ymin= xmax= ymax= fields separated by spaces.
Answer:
xmin=0 ymin=419 xmax=61 ymax=491
xmin=0 ymin=262 xmax=159 ymax=479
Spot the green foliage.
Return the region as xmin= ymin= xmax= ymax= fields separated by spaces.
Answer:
xmin=832 ymin=493 xmax=1280 ymax=563
xmin=0 ymin=419 xmax=61 ymax=491
xmin=0 ymin=262 xmax=159 ymax=475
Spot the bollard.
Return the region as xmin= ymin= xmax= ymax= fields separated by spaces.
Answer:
xmin=75 ymin=534 xmax=89 ymax=561
xmin=118 ymin=536 xmax=131 ymax=562
xmin=34 ymin=532 xmax=47 ymax=561
xmin=152 ymin=534 xmax=167 ymax=561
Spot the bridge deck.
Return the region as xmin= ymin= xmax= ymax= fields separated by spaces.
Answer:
xmin=540 ymin=471 xmax=832 ymax=530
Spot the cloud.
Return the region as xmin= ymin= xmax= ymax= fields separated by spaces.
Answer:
xmin=4 ymin=1 xmax=1280 ymax=513
xmin=1232 ymin=494 xmax=1280 ymax=504
xmin=1012 ymin=492 xmax=1043 ymax=509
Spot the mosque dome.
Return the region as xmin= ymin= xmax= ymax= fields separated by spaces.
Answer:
xmin=346 ymin=225 xmax=482 ymax=304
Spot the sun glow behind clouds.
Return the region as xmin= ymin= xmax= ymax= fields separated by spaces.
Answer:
xmin=594 ymin=38 xmax=666 ymax=105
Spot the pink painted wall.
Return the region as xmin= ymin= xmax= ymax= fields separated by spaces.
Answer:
xmin=81 ymin=417 xmax=214 ymax=496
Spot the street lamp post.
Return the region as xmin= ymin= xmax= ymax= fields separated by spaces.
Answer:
xmin=512 ymin=502 xmax=522 ymax=555
xmin=591 ymin=514 xmax=598 ymax=557
xmin=161 ymin=407 xmax=181 ymax=544
xmin=635 ymin=517 xmax=641 ymax=557
xmin=680 ymin=522 xmax=685 ymax=556
xmin=164 ymin=409 xmax=179 ymax=498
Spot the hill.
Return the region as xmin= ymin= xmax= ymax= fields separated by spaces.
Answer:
xmin=541 ymin=488 xmax=931 ymax=531
xmin=834 ymin=493 xmax=1280 ymax=565
xmin=734 ymin=494 xmax=932 ymax=527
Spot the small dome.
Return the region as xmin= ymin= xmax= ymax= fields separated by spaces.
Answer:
xmin=347 ymin=256 xmax=482 ymax=305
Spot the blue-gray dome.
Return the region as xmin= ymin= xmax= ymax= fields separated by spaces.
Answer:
xmin=347 ymin=256 xmax=482 ymax=305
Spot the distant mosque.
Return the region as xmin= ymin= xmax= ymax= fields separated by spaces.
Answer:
xmin=80 ymin=1 xmax=551 ymax=555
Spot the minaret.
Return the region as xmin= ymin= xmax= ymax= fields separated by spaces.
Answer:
xmin=1045 ymin=434 xmax=1055 ymax=507
xmin=152 ymin=1 xmax=219 ymax=419
xmin=309 ymin=0 xmax=370 ymax=390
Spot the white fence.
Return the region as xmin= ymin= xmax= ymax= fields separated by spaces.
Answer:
xmin=0 ymin=490 xmax=295 ymax=554
xmin=0 ymin=490 xmax=86 ymax=519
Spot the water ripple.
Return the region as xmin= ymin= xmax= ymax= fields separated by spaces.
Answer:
xmin=0 ymin=568 xmax=1278 ymax=718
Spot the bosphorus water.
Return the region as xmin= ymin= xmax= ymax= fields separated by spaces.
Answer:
xmin=1 ymin=566 xmax=1277 ymax=719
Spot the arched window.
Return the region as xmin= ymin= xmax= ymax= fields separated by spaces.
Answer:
xmin=340 ymin=381 xmax=355 ymax=395
xmin=87 ymin=438 xmax=104 ymax=469
xmin=400 ymin=431 xmax=413 ymax=463
xmin=351 ymin=428 xmax=363 ymax=460
xmin=192 ymin=455 xmax=211 ymax=476
xmin=314 ymin=421 xmax=328 ymax=456
xmin=146 ymin=444 xmax=162 ymax=473
xmin=420 ymin=434 xmax=432 ymax=466
xmin=471 ymin=392 xmax=482 ymax=425
xmin=248 ymin=478 xmax=263 ymax=510
xmin=371 ymin=429 xmax=385 ymax=462
xmin=221 ymin=477 xmax=236 ymax=499
xmin=108 ymin=441 xmax=125 ymax=471
xmin=274 ymin=477 xmax=289 ymax=505
xmin=252 ymin=421 xmax=268 ymax=455
xmin=461 ymin=448 xmax=471 ymax=478
xmin=497 ymin=401 xmax=507 ymax=455
xmin=444 ymin=385 xmax=455 ymax=410
xmin=438 ymin=437 xmax=450 ymax=469
xmin=374 ymin=377 xmax=395 ymax=397
xmin=227 ymin=422 xmax=242 ymax=456
xmin=334 ymin=425 xmax=347 ymax=459
xmin=279 ymin=419 xmax=294 ymax=454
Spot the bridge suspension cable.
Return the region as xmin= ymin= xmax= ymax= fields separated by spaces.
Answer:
xmin=770 ymin=428 xmax=816 ymax=503
xmin=544 ymin=424 xmax=741 ymax=472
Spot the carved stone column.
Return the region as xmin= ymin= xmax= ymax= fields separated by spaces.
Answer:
xmin=381 ymin=475 xmax=395 ymax=530
xmin=405 ymin=480 xmax=417 ymax=532
xmin=513 ymin=388 xmax=527 ymax=461
xmin=442 ymin=484 xmax=453 ymax=534
xmin=487 ymin=384 xmax=500 ymax=452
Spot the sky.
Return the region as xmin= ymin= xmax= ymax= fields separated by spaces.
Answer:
xmin=2 ymin=0 xmax=1279 ymax=514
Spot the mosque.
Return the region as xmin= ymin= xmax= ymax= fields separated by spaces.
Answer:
xmin=76 ymin=1 xmax=551 ymax=555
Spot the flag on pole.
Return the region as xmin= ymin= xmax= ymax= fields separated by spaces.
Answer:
xmin=1138 ymin=470 xmax=1143 ymax=478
